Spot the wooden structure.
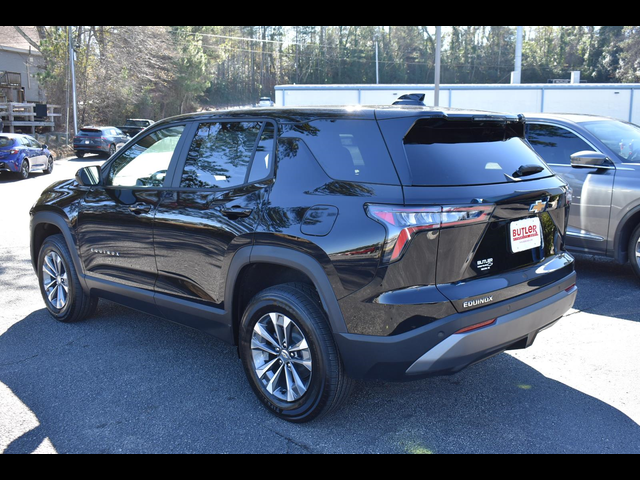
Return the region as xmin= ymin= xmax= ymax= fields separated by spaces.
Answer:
xmin=0 ymin=102 xmax=61 ymax=134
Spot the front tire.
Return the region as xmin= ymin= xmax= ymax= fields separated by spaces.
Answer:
xmin=239 ymin=284 xmax=353 ymax=423
xmin=38 ymin=234 xmax=97 ymax=323
xmin=629 ymin=224 xmax=640 ymax=279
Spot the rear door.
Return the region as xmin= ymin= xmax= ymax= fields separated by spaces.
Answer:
xmin=152 ymin=119 xmax=275 ymax=337
xmin=526 ymin=121 xmax=615 ymax=254
xmin=27 ymin=136 xmax=46 ymax=167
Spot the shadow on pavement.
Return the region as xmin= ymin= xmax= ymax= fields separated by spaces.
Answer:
xmin=1 ymin=301 xmax=639 ymax=454
xmin=571 ymin=253 xmax=640 ymax=323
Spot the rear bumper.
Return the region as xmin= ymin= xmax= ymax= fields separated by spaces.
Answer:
xmin=74 ymin=144 xmax=109 ymax=154
xmin=335 ymin=272 xmax=576 ymax=381
xmin=0 ymin=163 xmax=18 ymax=172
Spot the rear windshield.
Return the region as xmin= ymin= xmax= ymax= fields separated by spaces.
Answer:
xmin=403 ymin=119 xmax=553 ymax=186
xmin=0 ymin=137 xmax=15 ymax=148
xmin=78 ymin=129 xmax=103 ymax=136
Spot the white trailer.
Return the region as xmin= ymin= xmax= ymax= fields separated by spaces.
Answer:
xmin=275 ymin=83 xmax=640 ymax=124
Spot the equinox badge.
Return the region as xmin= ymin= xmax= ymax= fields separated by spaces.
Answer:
xmin=463 ymin=296 xmax=494 ymax=309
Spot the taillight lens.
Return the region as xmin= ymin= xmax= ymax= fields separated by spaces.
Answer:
xmin=366 ymin=204 xmax=494 ymax=263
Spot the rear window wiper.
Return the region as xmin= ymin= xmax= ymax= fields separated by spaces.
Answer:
xmin=513 ymin=164 xmax=544 ymax=178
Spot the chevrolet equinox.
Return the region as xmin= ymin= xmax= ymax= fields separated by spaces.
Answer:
xmin=30 ymin=106 xmax=577 ymax=422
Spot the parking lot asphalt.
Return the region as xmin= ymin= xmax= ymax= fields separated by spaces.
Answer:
xmin=1 ymin=156 xmax=639 ymax=454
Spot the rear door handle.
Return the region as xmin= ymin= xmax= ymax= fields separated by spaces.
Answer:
xmin=221 ymin=206 xmax=253 ymax=219
xmin=129 ymin=203 xmax=152 ymax=214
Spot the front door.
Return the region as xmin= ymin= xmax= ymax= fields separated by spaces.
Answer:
xmin=76 ymin=124 xmax=189 ymax=298
xmin=527 ymin=122 xmax=616 ymax=254
xmin=153 ymin=120 xmax=275 ymax=337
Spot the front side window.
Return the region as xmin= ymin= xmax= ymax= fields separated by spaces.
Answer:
xmin=581 ymin=120 xmax=640 ymax=163
xmin=106 ymin=125 xmax=185 ymax=187
xmin=180 ymin=121 xmax=262 ymax=189
xmin=526 ymin=124 xmax=593 ymax=165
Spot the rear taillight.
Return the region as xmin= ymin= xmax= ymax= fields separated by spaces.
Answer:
xmin=366 ymin=204 xmax=494 ymax=263
xmin=9 ymin=149 xmax=19 ymax=155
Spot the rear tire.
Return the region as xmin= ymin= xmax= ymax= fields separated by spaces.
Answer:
xmin=75 ymin=151 xmax=85 ymax=159
xmin=38 ymin=234 xmax=98 ymax=323
xmin=43 ymin=156 xmax=54 ymax=174
xmin=18 ymin=159 xmax=29 ymax=179
xmin=629 ymin=224 xmax=640 ymax=279
xmin=239 ymin=283 xmax=353 ymax=423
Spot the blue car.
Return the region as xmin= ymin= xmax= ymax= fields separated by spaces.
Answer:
xmin=0 ymin=133 xmax=54 ymax=180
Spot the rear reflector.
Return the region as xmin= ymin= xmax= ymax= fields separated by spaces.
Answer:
xmin=455 ymin=318 xmax=497 ymax=334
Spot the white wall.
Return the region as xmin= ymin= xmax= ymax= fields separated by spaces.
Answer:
xmin=275 ymin=84 xmax=640 ymax=124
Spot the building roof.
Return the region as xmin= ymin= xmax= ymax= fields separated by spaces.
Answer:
xmin=0 ymin=26 xmax=41 ymax=53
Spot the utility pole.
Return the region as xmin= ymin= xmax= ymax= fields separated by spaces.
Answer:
xmin=434 ymin=26 xmax=441 ymax=107
xmin=512 ymin=26 xmax=523 ymax=84
xmin=69 ymin=26 xmax=78 ymax=136
xmin=375 ymin=38 xmax=379 ymax=84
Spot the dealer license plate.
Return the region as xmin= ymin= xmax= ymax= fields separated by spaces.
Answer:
xmin=510 ymin=217 xmax=542 ymax=253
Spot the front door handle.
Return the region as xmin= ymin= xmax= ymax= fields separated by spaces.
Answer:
xmin=221 ymin=206 xmax=253 ymax=219
xmin=129 ymin=203 xmax=152 ymax=214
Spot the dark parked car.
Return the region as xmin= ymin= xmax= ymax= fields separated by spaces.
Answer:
xmin=73 ymin=126 xmax=129 ymax=158
xmin=525 ymin=113 xmax=640 ymax=279
xmin=30 ymin=106 xmax=577 ymax=422
xmin=118 ymin=118 xmax=154 ymax=137
xmin=0 ymin=133 xmax=54 ymax=179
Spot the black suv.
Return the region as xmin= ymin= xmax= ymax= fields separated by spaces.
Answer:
xmin=30 ymin=106 xmax=577 ymax=422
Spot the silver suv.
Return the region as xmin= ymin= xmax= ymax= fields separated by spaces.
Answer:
xmin=525 ymin=113 xmax=640 ymax=279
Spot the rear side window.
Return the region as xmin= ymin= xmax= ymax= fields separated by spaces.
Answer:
xmin=403 ymin=118 xmax=552 ymax=186
xmin=287 ymin=119 xmax=399 ymax=185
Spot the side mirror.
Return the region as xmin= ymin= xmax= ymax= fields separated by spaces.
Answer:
xmin=570 ymin=151 xmax=614 ymax=169
xmin=76 ymin=165 xmax=101 ymax=186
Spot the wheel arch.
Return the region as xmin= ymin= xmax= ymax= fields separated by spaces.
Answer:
xmin=226 ymin=246 xmax=348 ymax=346
xmin=613 ymin=205 xmax=640 ymax=264
xmin=30 ymin=211 xmax=86 ymax=289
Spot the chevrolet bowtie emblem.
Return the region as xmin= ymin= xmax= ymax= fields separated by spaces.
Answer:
xmin=529 ymin=200 xmax=548 ymax=214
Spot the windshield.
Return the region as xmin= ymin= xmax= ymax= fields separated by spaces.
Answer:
xmin=0 ymin=137 xmax=15 ymax=148
xmin=581 ymin=120 xmax=640 ymax=163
